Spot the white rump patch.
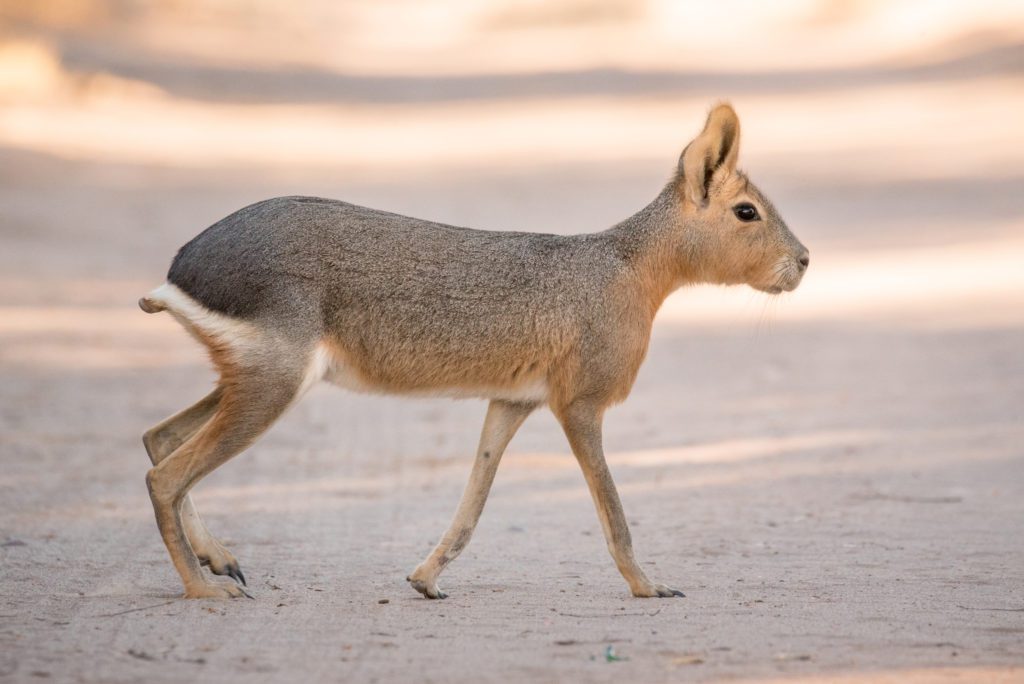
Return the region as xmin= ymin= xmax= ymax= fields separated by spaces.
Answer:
xmin=145 ymin=282 xmax=263 ymax=353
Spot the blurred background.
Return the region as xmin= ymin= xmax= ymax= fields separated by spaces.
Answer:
xmin=1 ymin=2 xmax=1023 ymax=682
xmin=1 ymin=0 xmax=1023 ymax=323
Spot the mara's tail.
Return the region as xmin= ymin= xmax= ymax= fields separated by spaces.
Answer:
xmin=138 ymin=297 xmax=166 ymax=313
xmin=138 ymin=291 xmax=168 ymax=314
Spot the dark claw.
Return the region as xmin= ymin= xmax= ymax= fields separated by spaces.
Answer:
xmin=223 ymin=566 xmax=245 ymax=586
xmin=436 ymin=591 xmax=448 ymax=599
xmin=240 ymin=587 xmax=254 ymax=599
xmin=671 ymin=589 xmax=686 ymax=597
xmin=227 ymin=565 xmax=244 ymax=589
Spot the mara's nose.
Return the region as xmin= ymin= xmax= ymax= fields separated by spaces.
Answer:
xmin=798 ymin=251 xmax=810 ymax=270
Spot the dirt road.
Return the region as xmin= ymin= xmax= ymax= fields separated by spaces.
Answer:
xmin=2 ymin=5 xmax=1024 ymax=677
xmin=2 ymin=146 xmax=1022 ymax=682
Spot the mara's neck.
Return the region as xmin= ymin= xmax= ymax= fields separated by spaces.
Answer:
xmin=602 ymin=182 xmax=698 ymax=316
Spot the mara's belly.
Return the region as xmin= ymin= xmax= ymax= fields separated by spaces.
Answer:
xmin=302 ymin=341 xmax=550 ymax=403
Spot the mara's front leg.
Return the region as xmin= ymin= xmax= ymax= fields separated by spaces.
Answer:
xmin=407 ymin=399 xmax=536 ymax=599
xmin=557 ymin=401 xmax=685 ymax=598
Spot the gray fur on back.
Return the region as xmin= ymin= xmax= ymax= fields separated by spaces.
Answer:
xmin=168 ymin=197 xmax=639 ymax=392
xmin=169 ymin=196 xmax=625 ymax=322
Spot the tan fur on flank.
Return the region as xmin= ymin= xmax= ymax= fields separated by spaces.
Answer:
xmin=140 ymin=103 xmax=809 ymax=600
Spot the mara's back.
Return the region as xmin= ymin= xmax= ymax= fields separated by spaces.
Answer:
xmin=167 ymin=196 xmax=634 ymax=397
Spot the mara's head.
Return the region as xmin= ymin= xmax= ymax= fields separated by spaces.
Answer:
xmin=674 ymin=103 xmax=808 ymax=294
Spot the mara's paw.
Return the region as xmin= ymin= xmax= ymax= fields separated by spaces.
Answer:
xmin=183 ymin=579 xmax=253 ymax=600
xmin=632 ymin=583 xmax=686 ymax=598
xmin=406 ymin=575 xmax=448 ymax=600
xmin=198 ymin=544 xmax=246 ymax=586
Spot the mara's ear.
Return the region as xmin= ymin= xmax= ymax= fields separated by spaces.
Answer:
xmin=678 ymin=103 xmax=741 ymax=207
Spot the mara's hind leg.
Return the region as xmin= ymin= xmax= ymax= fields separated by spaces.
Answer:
xmin=143 ymin=387 xmax=246 ymax=585
xmin=407 ymin=400 xmax=536 ymax=599
xmin=146 ymin=365 xmax=305 ymax=599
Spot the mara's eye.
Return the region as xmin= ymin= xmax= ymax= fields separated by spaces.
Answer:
xmin=733 ymin=203 xmax=760 ymax=222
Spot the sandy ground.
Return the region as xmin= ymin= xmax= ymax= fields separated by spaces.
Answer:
xmin=2 ymin=150 xmax=1022 ymax=683
xmin=2 ymin=4 xmax=1024 ymax=681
